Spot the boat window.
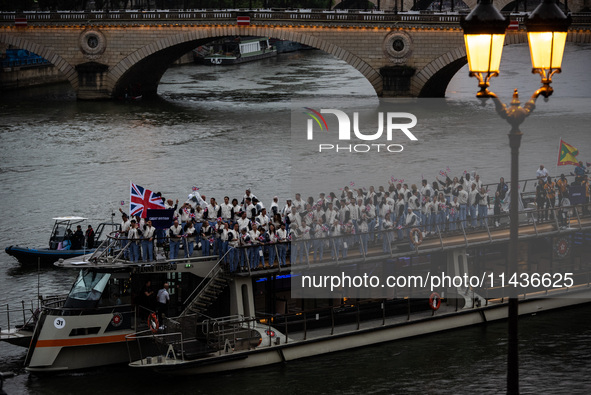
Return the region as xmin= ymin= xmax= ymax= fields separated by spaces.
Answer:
xmin=50 ymin=224 xmax=67 ymax=249
xmin=66 ymin=270 xmax=111 ymax=302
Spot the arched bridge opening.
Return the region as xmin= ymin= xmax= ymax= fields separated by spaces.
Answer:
xmin=111 ymin=28 xmax=383 ymax=100
xmin=414 ymin=32 xmax=591 ymax=98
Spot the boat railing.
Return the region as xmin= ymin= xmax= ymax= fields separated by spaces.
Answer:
xmin=126 ymin=312 xmax=270 ymax=364
xmin=226 ymin=201 xmax=590 ymax=273
xmin=0 ymin=294 xmax=67 ymax=337
xmin=474 ymin=259 xmax=591 ymax=303
xmin=0 ymin=299 xmax=40 ymax=338
xmin=180 ymin=248 xmax=234 ymax=315
xmin=125 ymin=329 xmax=186 ymax=365
xmin=125 ymin=262 xmax=591 ymax=365
xmin=64 ymin=199 xmax=589 ymax=269
xmin=258 ymin=261 xmax=591 ymax=340
xmin=78 ymin=231 xmax=220 ymax=266
xmin=480 ymin=173 xmax=582 ymax=194
xmin=256 ymin=299 xmax=410 ymax=343
xmin=40 ymin=294 xmax=68 ymax=309
xmin=202 ymin=314 xmax=265 ymax=353
xmin=129 ymin=297 xmax=497 ymax=362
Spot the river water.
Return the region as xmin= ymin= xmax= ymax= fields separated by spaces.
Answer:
xmin=1 ymin=43 xmax=590 ymax=394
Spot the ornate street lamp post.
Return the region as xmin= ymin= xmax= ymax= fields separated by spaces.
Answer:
xmin=461 ymin=1 xmax=571 ymax=393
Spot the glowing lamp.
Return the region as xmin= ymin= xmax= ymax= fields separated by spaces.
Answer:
xmin=525 ymin=0 xmax=571 ymax=86
xmin=460 ymin=0 xmax=509 ymax=97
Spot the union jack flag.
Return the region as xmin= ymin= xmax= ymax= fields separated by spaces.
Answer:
xmin=130 ymin=182 xmax=165 ymax=218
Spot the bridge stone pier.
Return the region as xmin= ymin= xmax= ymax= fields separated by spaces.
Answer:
xmin=0 ymin=10 xmax=589 ymax=100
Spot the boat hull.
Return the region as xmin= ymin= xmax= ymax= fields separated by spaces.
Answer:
xmin=5 ymin=245 xmax=95 ymax=265
xmin=195 ymin=50 xmax=277 ymax=65
xmin=25 ymin=308 xmax=139 ymax=372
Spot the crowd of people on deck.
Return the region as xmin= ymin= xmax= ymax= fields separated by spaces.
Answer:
xmin=116 ymin=162 xmax=590 ymax=271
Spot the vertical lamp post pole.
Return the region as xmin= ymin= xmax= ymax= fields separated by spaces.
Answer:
xmin=461 ymin=1 xmax=571 ymax=393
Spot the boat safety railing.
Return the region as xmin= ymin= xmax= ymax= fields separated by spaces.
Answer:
xmin=39 ymin=294 xmax=69 ymax=309
xmin=125 ymin=329 xmax=185 ymax=365
xmin=126 ymin=312 xmax=272 ymax=364
xmin=0 ymin=299 xmax=40 ymax=338
xmin=202 ymin=315 xmax=265 ymax=354
xmin=79 ymin=231 xmax=220 ymax=267
xmin=0 ymin=294 xmax=66 ymax=336
xmin=124 ymin=265 xmax=591 ymax=365
xmin=70 ymin=191 xmax=589 ymax=269
xmin=224 ymin=201 xmax=590 ymax=274
xmin=474 ymin=260 xmax=591 ymax=304
xmin=256 ymin=297 xmax=455 ymax=344
xmin=140 ymin=300 xmax=451 ymax=357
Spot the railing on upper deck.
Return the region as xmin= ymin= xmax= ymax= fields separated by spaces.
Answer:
xmin=75 ymin=200 xmax=591 ymax=272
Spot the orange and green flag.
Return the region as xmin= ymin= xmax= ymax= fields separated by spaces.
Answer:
xmin=557 ymin=139 xmax=579 ymax=166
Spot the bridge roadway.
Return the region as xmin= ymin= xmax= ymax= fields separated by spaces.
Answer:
xmin=1 ymin=10 xmax=590 ymax=99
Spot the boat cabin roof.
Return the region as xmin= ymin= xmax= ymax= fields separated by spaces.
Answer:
xmin=52 ymin=216 xmax=88 ymax=221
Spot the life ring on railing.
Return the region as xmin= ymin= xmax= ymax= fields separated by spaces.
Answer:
xmin=429 ymin=292 xmax=441 ymax=311
xmin=410 ymin=228 xmax=423 ymax=246
xmin=148 ymin=313 xmax=159 ymax=333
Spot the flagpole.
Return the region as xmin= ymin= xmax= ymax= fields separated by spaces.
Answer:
xmin=555 ymin=138 xmax=562 ymax=178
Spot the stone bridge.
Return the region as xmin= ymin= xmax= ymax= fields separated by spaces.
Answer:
xmin=334 ymin=0 xmax=588 ymax=12
xmin=0 ymin=10 xmax=589 ymax=99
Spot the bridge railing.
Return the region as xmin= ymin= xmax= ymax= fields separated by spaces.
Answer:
xmin=1 ymin=10 xmax=589 ymax=26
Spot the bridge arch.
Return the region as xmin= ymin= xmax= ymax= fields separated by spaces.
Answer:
xmin=0 ymin=32 xmax=77 ymax=90
xmin=109 ymin=27 xmax=383 ymax=99
xmin=413 ymin=30 xmax=591 ymax=97
xmin=411 ymin=32 xmax=527 ymax=97
xmin=413 ymin=33 xmax=531 ymax=97
xmin=412 ymin=45 xmax=468 ymax=97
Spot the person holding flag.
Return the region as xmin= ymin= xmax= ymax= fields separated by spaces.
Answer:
xmin=129 ymin=182 xmax=166 ymax=218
